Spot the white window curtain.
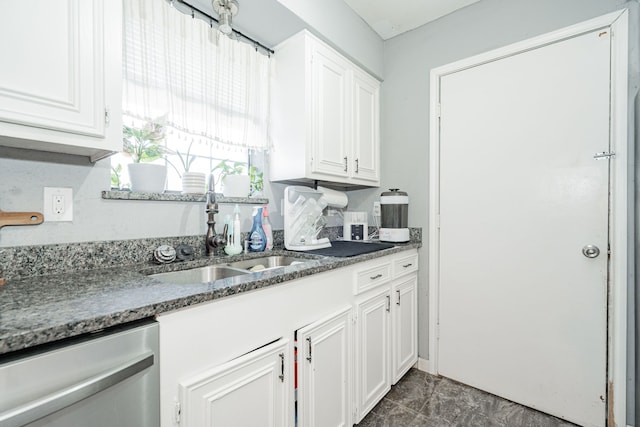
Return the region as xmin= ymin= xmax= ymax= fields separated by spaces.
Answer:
xmin=122 ymin=0 xmax=271 ymax=151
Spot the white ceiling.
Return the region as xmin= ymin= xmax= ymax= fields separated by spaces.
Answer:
xmin=343 ymin=0 xmax=482 ymax=40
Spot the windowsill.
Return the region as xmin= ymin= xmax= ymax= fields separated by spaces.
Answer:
xmin=102 ymin=190 xmax=268 ymax=204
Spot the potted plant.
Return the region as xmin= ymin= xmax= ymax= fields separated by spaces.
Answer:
xmin=122 ymin=121 xmax=167 ymax=193
xmin=166 ymin=141 xmax=206 ymax=194
xmin=212 ymin=160 xmax=250 ymax=197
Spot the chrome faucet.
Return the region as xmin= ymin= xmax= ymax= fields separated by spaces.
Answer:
xmin=205 ymin=174 xmax=226 ymax=255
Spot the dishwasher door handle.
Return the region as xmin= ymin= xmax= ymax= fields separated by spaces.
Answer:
xmin=0 ymin=351 xmax=154 ymax=427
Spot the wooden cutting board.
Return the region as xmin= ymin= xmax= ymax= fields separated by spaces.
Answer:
xmin=0 ymin=210 xmax=44 ymax=228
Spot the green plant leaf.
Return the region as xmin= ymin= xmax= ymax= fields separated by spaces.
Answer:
xmin=122 ymin=120 xmax=166 ymax=163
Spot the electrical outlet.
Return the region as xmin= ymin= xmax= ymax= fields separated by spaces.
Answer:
xmin=53 ymin=195 xmax=65 ymax=215
xmin=44 ymin=187 xmax=73 ymax=222
xmin=373 ymin=201 xmax=381 ymax=217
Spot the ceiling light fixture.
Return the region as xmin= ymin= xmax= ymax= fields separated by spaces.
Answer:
xmin=212 ymin=0 xmax=239 ymax=35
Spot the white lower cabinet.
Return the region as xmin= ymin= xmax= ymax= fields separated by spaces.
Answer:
xmin=178 ymin=339 xmax=290 ymax=427
xmin=355 ymin=288 xmax=391 ymax=422
xmin=353 ymin=254 xmax=419 ymax=423
xmin=392 ymin=275 xmax=418 ymax=383
xmin=157 ymin=249 xmax=418 ymax=427
xmin=296 ymin=306 xmax=352 ymax=427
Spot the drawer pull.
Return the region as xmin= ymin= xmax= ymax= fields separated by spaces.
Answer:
xmin=306 ymin=337 xmax=312 ymax=363
xmin=402 ymin=263 xmax=413 ymax=268
xmin=386 ymin=295 xmax=391 ymax=312
xmin=396 ymin=290 xmax=401 ymax=305
xmin=370 ymin=274 xmax=383 ymax=280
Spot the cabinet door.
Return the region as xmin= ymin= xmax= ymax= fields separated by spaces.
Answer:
xmin=297 ymin=306 xmax=352 ymax=427
xmin=0 ymin=0 xmax=105 ymax=137
xmin=351 ymin=69 xmax=380 ymax=184
xmin=355 ymin=289 xmax=391 ymax=422
xmin=179 ymin=339 xmax=291 ymax=427
xmin=310 ymin=42 xmax=350 ymax=179
xmin=392 ymin=275 xmax=418 ymax=384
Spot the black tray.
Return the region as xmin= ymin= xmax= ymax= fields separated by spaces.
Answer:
xmin=299 ymin=240 xmax=395 ymax=257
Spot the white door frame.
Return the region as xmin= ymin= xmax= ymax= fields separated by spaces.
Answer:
xmin=428 ymin=9 xmax=629 ymax=424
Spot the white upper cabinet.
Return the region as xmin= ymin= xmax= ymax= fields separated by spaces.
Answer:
xmin=310 ymin=42 xmax=351 ymax=180
xmin=0 ymin=0 xmax=122 ymax=162
xmin=351 ymin=69 xmax=380 ymax=183
xmin=271 ymin=30 xmax=380 ymax=187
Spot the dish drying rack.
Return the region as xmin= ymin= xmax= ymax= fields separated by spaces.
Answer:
xmin=284 ymin=186 xmax=331 ymax=251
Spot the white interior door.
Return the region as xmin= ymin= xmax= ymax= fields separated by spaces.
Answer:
xmin=437 ymin=29 xmax=610 ymax=427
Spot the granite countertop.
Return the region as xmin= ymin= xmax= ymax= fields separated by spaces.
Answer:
xmin=0 ymin=242 xmax=420 ymax=356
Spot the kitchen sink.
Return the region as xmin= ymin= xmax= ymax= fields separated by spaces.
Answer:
xmin=149 ymin=256 xmax=315 ymax=284
xmin=150 ymin=265 xmax=250 ymax=284
xmin=225 ymin=256 xmax=311 ymax=272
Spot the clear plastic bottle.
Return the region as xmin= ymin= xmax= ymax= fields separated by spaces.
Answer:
xmin=262 ymin=205 xmax=273 ymax=250
xmin=233 ymin=204 xmax=241 ymax=249
xmin=248 ymin=207 xmax=267 ymax=252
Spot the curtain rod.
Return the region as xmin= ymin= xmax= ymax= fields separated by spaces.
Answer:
xmin=173 ymin=0 xmax=275 ymax=55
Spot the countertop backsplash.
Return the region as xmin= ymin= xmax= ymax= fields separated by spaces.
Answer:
xmin=0 ymin=227 xmax=422 ymax=281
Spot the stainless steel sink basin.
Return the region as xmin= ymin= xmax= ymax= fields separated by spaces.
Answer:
xmin=226 ymin=256 xmax=311 ymax=272
xmin=150 ymin=265 xmax=249 ymax=284
xmin=149 ymin=256 xmax=314 ymax=284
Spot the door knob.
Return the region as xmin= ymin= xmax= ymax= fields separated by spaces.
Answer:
xmin=582 ymin=245 xmax=600 ymax=258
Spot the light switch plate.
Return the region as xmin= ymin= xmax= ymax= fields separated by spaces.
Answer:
xmin=43 ymin=187 xmax=73 ymax=222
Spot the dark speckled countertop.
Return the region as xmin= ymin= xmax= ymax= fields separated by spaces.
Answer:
xmin=0 ymin=242 xmax=421 ymax=355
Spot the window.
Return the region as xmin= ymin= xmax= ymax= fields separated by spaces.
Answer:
xmin=113 ymin=0 xmax=271 ymax=193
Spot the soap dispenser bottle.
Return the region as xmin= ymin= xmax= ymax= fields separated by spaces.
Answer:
xmin=262 ymin=206 xmax=273 ymax=251
xmin=248 ymin=207 xmax=267 ymax=252
xmin=224 ymin=205 xmax=243 ymax=255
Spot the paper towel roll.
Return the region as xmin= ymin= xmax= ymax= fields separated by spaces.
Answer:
xmin=318 ymin=186 xmax=348 ymax=208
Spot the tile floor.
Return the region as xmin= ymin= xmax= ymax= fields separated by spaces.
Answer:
xmin=357 ymin=369 xmax=578 ymax=427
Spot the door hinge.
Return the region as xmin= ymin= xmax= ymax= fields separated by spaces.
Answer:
xmin=436 ymin=103 xmax=441 ymax=117
xmin=174 ymin=401 xmax=181 ymax=424
xmin=104 ymin=107 xmax=110 ymax=125
xmin=593 ymin=151 xmax=615 ymax=160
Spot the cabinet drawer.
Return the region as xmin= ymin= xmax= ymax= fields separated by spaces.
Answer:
xmin=354 ymin=262 xmax=391 ymax=295
xmin=392 ymin=253 xmax=418 ymax=278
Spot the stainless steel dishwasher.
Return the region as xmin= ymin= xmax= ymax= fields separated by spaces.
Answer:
xmin=0 ymin=319 xmax=159 ymax=427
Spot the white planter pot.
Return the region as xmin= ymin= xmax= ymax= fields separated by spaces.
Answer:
xmin=181 ymin=172 xmax=206 ymax=194
xmin=128 ymin=163 xmax=167 ymax=193
xmin=222 ymin=175 xmax=250 ymax=198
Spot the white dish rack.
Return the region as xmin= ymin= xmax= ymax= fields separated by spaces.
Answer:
xmin=284 ymin=186 xmax=331 ymax=251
